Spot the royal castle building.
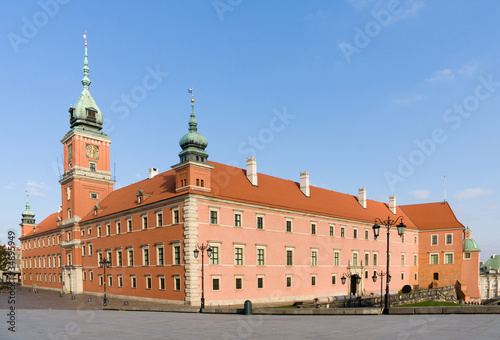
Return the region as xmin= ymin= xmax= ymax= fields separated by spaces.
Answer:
xmin=19 ymin=42 xmax=482 ymax=306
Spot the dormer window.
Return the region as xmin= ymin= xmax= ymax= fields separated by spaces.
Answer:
xmin=138 ymin=195 xmax=143 ymax=204
xmin=136 ymin=188 xmax=151 ymax=204
xmin=86 ymin=109 xmax=96 ymax=119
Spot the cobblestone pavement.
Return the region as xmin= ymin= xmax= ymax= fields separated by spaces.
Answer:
xmin=1 ymin=286 xmax=500 ymax=339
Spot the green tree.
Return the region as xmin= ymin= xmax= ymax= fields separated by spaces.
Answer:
xmin=0 ymin=245 xmax=9 ymax=272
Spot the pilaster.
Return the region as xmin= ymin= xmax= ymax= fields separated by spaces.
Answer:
xmin=183 ymin=196 xmax=200 ymax=306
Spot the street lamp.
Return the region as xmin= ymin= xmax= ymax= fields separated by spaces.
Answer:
xmin=99 ymin=257 xmax=111 ymax=306
xmin=372 ymin=215 xmax=406 ymax=314
xmin=372 ymin=271 xmax=389 ymax=311
xmin=341 ymin=273 xmax=361 ymax=307
xmin=193 ymin=243 xmax=212 ymax=311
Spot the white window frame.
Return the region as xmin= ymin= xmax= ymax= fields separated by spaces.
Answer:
xmin=430 ymin=253 xmax=439 ymax=265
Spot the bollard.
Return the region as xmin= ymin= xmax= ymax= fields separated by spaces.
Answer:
xmin=244 ymin=300 xmax=252 ymax=315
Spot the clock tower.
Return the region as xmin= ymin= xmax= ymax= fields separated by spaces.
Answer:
xmin=59 ymin=37 xmax=114 ymax=222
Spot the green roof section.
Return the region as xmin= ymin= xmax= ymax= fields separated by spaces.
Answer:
xmin=481 ymin=254 xmax=500 ymax=272
xmin=463 ymin=238 xmax=480 ymax=252
xmin=178 ymin=94 xmax=209 ymax=163
xmin=21 ymin=195 xmax=36 ymax=225
xmin=67 ymin=35 xmax=107 ymax=137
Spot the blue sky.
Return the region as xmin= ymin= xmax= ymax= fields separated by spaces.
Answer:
xmin=1 ymin=0 xmax=499 ymax=261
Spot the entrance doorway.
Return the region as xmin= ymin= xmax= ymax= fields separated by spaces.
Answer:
xmin=350 ymin=274 xmax=360 ymax=296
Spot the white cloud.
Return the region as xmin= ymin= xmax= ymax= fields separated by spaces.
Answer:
xmin=458 ymin=62 xmax=479 ymax=76
xmin=410 ymin=189 xmax=430 ymax=200
xmin=26 ymin=180 xmax=50 ymax=197
xmin=425 ymin=69 xmax=455 ymax=82
xmin=454 ymin=188 xmax=492 ymax=200
xmin=393 ymin=94 xmax=423 ymax=105
xmin=4 ymin=182 xmax=16 ymax=190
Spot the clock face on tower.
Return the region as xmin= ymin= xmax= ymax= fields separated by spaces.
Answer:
xmin=86 ymin=144 xmax=99 ymax=159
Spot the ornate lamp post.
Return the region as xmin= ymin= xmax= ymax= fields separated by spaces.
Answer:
xmin=372 ymin=271 xmax=389 ymax=311
xmin=341 ymin=272 xmax=361 ymax=307
xmin=193 ymin=243 xmax=212 ymax=311
xmin=372 ymin=215 xmax=406 ymax=314
xmin=99 ymin=257 xmax=111 ymax=306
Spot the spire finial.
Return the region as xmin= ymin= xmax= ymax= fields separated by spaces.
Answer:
xmin=187 ymin=88 xmax=197 ymax=132
xmin=82 ymin=32 xmax=91 ymax=89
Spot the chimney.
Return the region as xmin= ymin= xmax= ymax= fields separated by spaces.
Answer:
xmin=246 ymin=157 xmax=257 ymax=186
xmin=389 ymin=196 xmax=396 ymax=214
xmin=149 ymin=168 xmax=158 ymax=179
xmin=358 ymin=187 xmax=366 ymax=209
xmin=300 ymin=171 xmax=310 ymax=197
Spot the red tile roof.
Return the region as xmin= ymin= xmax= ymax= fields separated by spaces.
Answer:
xmin=19 ymin=212 xmax=60 ymax=239
xmin=81 ymin=161 xmax=418 ymax=229
xmin=400 ymin=202 xmax=465 ymax=230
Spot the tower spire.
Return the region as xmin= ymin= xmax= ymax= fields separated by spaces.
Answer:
xmin=68 ymin=32 xmax=106 ymax=135
xmin=82 ymin=32 xmax=90 ymax=89
xmin=178 ymin=89 xmax=209 ymax=163
xmin=21 ymin=193 xmax=36 ymax=225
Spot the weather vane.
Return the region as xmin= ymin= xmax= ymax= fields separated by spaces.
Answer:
xmin=83 ymin=31 xmax=87 ymax=46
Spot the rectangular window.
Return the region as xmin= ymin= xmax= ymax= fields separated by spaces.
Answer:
xmin=257 ymin=248 xmax=265 ymax=266
xmin=143 ymin=248 xmax=149 ymax=266
xmin=286 ymin=276 xmax=292 ymax=288
xmin=286 ymin=220 xmax=292 ymax=233
xmin=401 ymin=254 xmax=405 ymax=266
xmin=257 ymin=277 xmax=264 ymax=289
xmin=341 ymin=227 xmax=345 ymax=238
xmin=117 ymin=250 xmax=123 ymax=267
xmin=142 ymin=216 xmax=148 ymax=229
xmin=433 ymin=272 xmax=439 ymax=280
xmin=234 ymin=213 xmax=242 ymax=227
xmin=257 ymin=216 xmax=264 ymax=230
xmin=464 ymin=252 xmax=471 ymax=259
xmin=83 ymin=271 xmax=86 ymax=281
xmin=210 ymin=210 xmax=218 ymax=224
xmin=159 ymin=276 xmax=165 ymax=290
xmin=311 ymin=275 xmax=316 ymax=286
xmin=82 ymin=245 xmax=85 ymax=257
xmin=353 ymin=228 xmax=358 ymax=239
xmin=431 ymin=235 xmax=438 ymax=245
xmin=127 ymin=219 xmax=132 ymax=232
xmin=414 ymin=235 xmax=418 ymax=244
xmin=90 ymin=192 xmax=98 ymax=199
xmin=331 ymin=274 xmax=337 ymax=285
xmin=330 ymin=226 xmax=334 ymax=237
xmin=311 ymin=250 xmax=318 ymax=266
xmin=430 ymin=254 xmax=439 ymax=265
xmin=146 ymin=276 xmax=152 ymax=289
xmin=365 ymin=230 xmax=369 ymax=240
xmin=235 ymin=247 xmax=243 ymax=265
xmin=373 ymin=253 xmax=378 ymax=266
xmin=88 ymin=227 xmax=92 ymax=235
xmin=116 ymin=221 xmax=121 ymax=234
xmin=174 ymin=276 xmax=181 ymax=291
xmin=174 ymin=245 xmax=181 ymax=265
xmin=213 ymin=278 xmax=220 ymax=291
xmin=414 ymin=254 xmax=418 ymax=266
xmin=209 ymin=246 xmax=219 ymax=265
xmin=118 ymin=275 xmax=123 ymax=288
xmin=286 ymin=250 xmax=293 ymax=266
xmin=235 ymin=277 xmax=243 ymax=290
xmin=99 ymin=275 xmax=103 ymax=286
xmin=311 ymin=223 xmax=316 ymax=235
xmin=128 ymin=249 xmax=134 ymax=266
xmin=445 ymin=253 xmax=454 ymax=264
xmin=106 ymin=224 xmax=111 ymax=236
xmin=445 ymin=234 xmax=453 ymax=245
xmin=108 ymin=275 xmax=112 ymax=287
xmin=173 ymin=209 xmax=180 ymax=224
xmin=157 ymin=247 xmax=164 ymax=265
xmin=364 ymin=253 xmax=369 ymax=266
xmin=131 ymin=276 xmax=136 ymax=288
xmin=352 ymin=252 xmax=358 ymax=266
xmin=157 ymin=213 xmax=163 ymax=227
xmin=90 ymin=163 xmax=96 ymax=172
xmin=334 ymin=252 xmax=340 ymax=266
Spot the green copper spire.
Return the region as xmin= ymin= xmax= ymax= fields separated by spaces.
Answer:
xmin=178 ymin=90 xmax=209 ymax=163
xmin=21 ymin=194 xmax=36 ymax=225
xmin=68 ymin=34 xmax=107 ymax=136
